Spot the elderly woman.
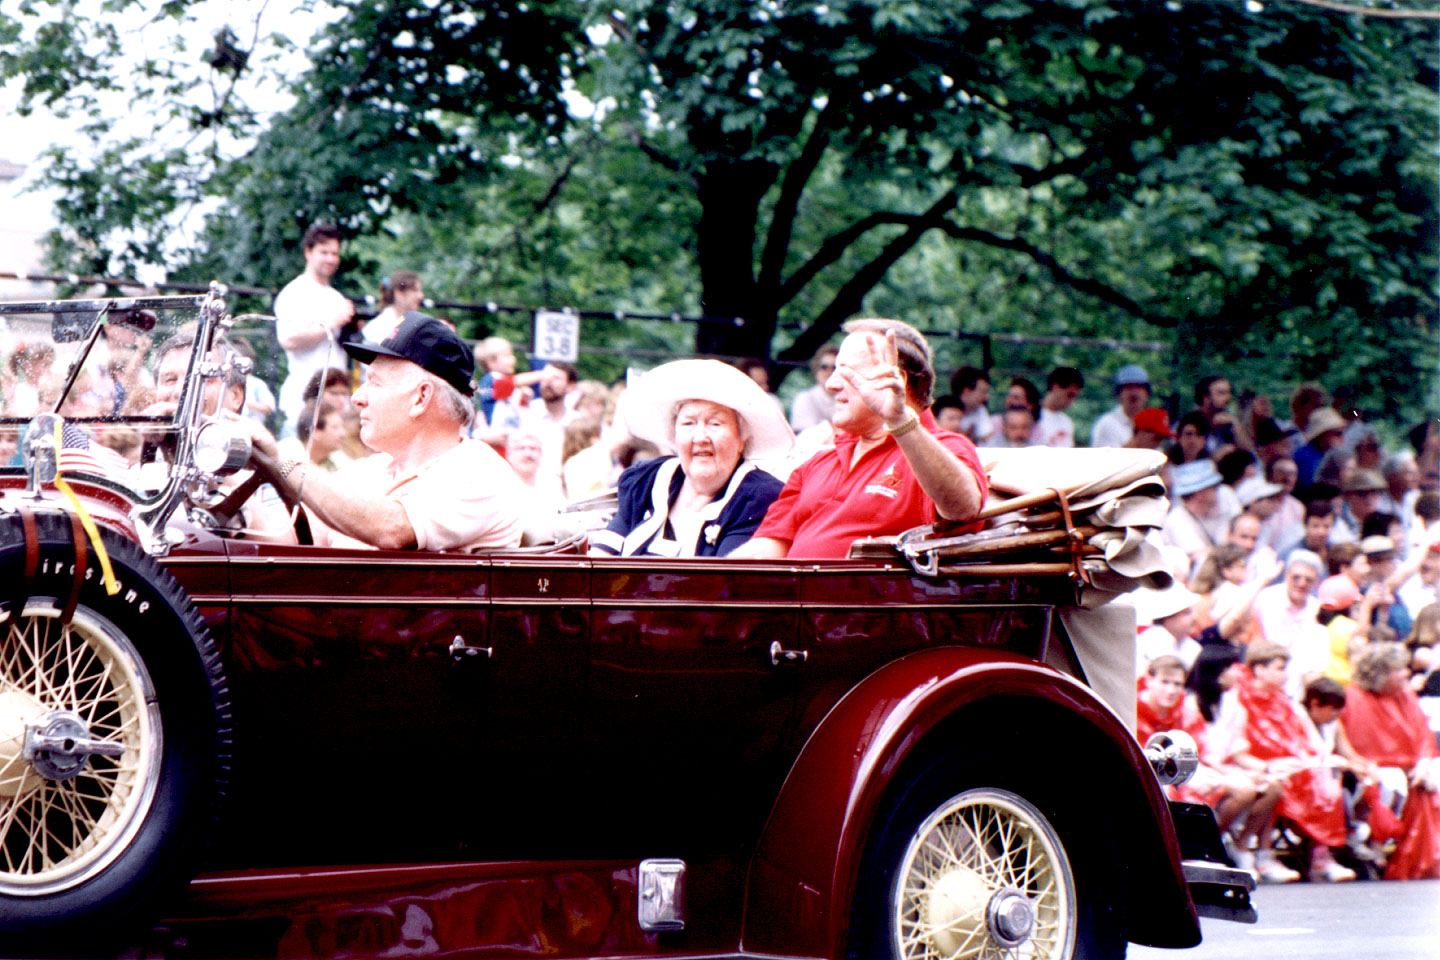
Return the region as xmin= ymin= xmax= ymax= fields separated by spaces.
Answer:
xmin=1341 ymin=643 xmax=1440 ymax=879
xmin=589 ymin=359 xmax=793 ymax=558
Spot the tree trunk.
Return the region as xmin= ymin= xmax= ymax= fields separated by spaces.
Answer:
xmin=693 ymin=160 xmax=778 ymax=360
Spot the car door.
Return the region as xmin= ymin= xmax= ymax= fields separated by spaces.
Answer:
xmin=214 ymin=540 xmax=582 ymax=866
xmin=583 ymin=556 xmax=801 ymax=856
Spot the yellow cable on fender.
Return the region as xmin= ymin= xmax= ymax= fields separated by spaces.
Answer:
xmin=51 ymin=421 xmax=120 ymax=596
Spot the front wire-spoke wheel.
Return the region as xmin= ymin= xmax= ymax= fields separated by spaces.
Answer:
xmin=893 ymin=788 xmax=1076 ymax=960
xmin=0 ymin=604 xmax=161 ymax=897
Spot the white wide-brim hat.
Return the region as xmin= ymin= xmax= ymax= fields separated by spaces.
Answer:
xmin=624 ymin=359 xmax=795 ymax=461
xmin=1132 ymin=579 xmax=1201 ymax=627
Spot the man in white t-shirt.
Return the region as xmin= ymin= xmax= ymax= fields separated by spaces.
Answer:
xmin=1036 ymin=366 xmax=1083 ymax=447
xmin=244 ymin=313 xmax=524 ymax=552
xmin=1090 ymin=364 xmax=1150 ymax=447
xmin=273 ymin=223 xmax=355 ymax=434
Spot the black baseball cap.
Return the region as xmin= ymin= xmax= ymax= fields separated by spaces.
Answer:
xmin=343 ymin=312 xmax=476 ymax=396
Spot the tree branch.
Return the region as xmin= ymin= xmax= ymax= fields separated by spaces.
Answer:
xmin=777 ymin=189 xmax=958 ymax=365
xmin=937 ymin=222 xmax=1149 ymax=319
xmin=757 ymin=97 xmax=835 ymax=296
xmin=776 ymin=210 xmax=922 ymax=308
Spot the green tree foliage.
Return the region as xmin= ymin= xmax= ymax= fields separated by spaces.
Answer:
xmin=3 ymin=0 xmax=1436 ymax=424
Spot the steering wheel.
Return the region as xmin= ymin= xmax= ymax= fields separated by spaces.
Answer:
xmin=209 ymin=450 xmax=313 ymax=545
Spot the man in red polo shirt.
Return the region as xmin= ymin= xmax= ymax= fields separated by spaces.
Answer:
xmin=732 ymin=318 xmax=988 ymax=560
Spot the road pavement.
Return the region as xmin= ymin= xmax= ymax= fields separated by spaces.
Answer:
xmin=1130 ymin=879 xmax=1440 ymax=960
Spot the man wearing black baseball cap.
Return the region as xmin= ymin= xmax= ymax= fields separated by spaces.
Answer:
xmin=243 ymin=312 xmax=524 ymax=551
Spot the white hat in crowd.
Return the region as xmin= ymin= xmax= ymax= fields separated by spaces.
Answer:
xmin=1133 ymin=579 xmax=1200 ymax=627
xmin=1235 ymin=475 xmax=1284 ymax=507
xmin=623 ymin=359 xmax=796 ymax=461
xmin=1171 ymin=459 xmax=1223 ymax=498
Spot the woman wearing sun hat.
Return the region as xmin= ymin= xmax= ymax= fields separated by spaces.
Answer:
xmin=588 ymin=359 xmax=794 ymax=558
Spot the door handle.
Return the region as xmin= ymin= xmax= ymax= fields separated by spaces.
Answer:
xmin=769 ymin=640 xmax=808 ymax=666
xmin=450 ymin=635 xmax=493 ymax=662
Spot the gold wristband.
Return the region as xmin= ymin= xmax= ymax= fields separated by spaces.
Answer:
xmin=886 ymin=413 xmax=921 ymax=439
xmin=278 ymin=458 xmax=302 ymax=480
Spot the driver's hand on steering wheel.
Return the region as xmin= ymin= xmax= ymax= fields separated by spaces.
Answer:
xmin=233 ymin=416 xmax=281 ymax=464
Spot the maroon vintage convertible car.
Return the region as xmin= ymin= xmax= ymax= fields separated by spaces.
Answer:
xmin=0 ymin=288 xmax=1251 ymax=959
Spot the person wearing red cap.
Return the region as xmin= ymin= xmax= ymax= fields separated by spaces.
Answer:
xmin=1125 ymin=407 xmax=1173 ymax=451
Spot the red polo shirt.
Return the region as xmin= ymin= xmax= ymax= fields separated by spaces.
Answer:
xmin=755 ymin=409 xmax=987 ymax=559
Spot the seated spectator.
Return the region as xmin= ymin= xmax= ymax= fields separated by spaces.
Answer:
xmin=505 ymin=429 xmax=548 ymax=492
xmin=1090 ymin=364 xmax=1150 ymax=447
xmin=1341 ymin=643 xmax=1440 ymax=879
xmin=1036 ymin=366 xmax=1083 ymax=447
xmin=1282 ymin=498 xmax=1333 ymax=569
xmin=1263 ymin=456 xmax=1306 ymax=551
xmin=1134 ymin=582 xmax=1202 ymax=676
xmin=1329 ymin=540 xmax=1369 ymax=586
xmin=302 ymin=367 xmax=366 ymax=460
xmin=562 ymin=417 xmax=611 ymax=501
xmin=363 ymin=270 xmax=424 ymax=345
xmin=1235 ymin=475 xmax=1285 ymax=550
xmin=931 ymin=394 xmax=965 ymax=434
xmin=1412 ymin=491 xmax=1440 ymax=556
xmin=1214 ymin=642 xmax=1353 ymax=883
xmin=1284 ymin=383 xmax=1330 ymax=454
xmin=1166 ymin=411 xmax=1211 ymax=467
xmin=1227 ymin=512 xmax=1262 ymax=557
xmin=1125 ymin=407 xmax=1173 ymax=451
xmin=1314 ymin=575 xmax=1378 ymax=688
xmin=986 ymin=406 xmax=1036 ymax=449
xmin=734 ymin=319 xmax=987 ymax=560
xmin=1195 ymin=375 xmax=1236 ymax=454
xmin=1137 ymin=656 xmax=1283 ymax=870
xmin=278 ymin=399 xmax=350 ymax=472
xmin=1162 ymin=459 xmax=1225 ymax=570
xmin=1189 ymin=543 xmax=1250 ymax=633
xmin=473 ymin=335 xmax=547 ymax=439
xmin=1397 ymin=542 xmax=1440 ymax=622
xmin=1333 ymin=468 xmax=1387 ymax=544
xmin=591 ymin=359 xmax=792 ymax=557
xmin=1247 ymin=550 xmax=1324 ymax=659
xmin=1380 ymin=451 xmax=1421 ymax=544
xmin=1252 ymin=416 xmax=1292 ymax=468
xmin=1300 ymin=677 xmax=1391 ymax=870
xmin=949 ymin=365 xmax=994 ymax=446
xmin=989 ymin=375 xmax=1042 ymax=443
xmin=242 ymin=313 xmax=524 ymax=552
xmin=1296 ymin=408 xmax=1348 ymax=488
xmin=738 ymin=358 xmax=787 ymax=419
xmin=790 ymin=345 xmax=839 ymax=432
xmin=1347 ymin=423 xmax=1384 ymax=473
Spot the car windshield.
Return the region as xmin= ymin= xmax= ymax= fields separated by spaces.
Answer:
xmin=0 ymin=295 xmax=209 ymax=505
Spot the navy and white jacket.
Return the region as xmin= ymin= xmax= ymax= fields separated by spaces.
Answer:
xmin=590 ymin=456 xmax=784 ymax=558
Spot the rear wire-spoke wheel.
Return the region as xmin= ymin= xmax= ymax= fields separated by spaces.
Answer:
xmin=0 ymin=604 xmax=161 ymax=895
xmin=893 ymin=788 xmax=1076 ymax=960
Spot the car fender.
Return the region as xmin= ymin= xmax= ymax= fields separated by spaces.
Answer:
xmin=741 ymin=645 xmax=1198 ymax=958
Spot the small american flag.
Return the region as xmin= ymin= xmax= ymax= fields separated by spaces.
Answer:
xmin=57 ymin=423 xmax=129 ymax=477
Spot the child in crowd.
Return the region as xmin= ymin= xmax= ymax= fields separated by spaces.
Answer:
xmin=1213 ymin=642 xmax=1355 ymax=882
xmin=1137 ymin=656 xmax=1283 ymax=872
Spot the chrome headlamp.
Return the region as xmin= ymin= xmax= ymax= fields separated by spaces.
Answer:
xmin=22 ymin=413 xmax=62 ymax=493
xmin=1145 ymin=730 xmax=1199 ymax=787
xmin=192 ymin=420 xmax=252 ymax=477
